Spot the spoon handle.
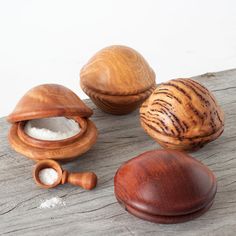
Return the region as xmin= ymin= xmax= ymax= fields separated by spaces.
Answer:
xmin=67 ymin=172 xmax=97 ymax=190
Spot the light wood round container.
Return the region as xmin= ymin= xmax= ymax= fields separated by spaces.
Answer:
xmin=7 ymin=84 xmax=98 ymax=161
xmin=80 ymin=45 xmax=156 ymax=115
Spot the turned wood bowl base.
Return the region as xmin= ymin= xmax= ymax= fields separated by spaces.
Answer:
xmin=90 ymin=97 xmax=141 ymax=115
xmin=85 ymin=85 xmax=157 ymax=115
xmin=157 ymin=141 xmax=207 ymax=153
xmin=116 ymin=196 xmax=214 ymax=224
xmin=8 ymin=119 xmax=97 ymax=161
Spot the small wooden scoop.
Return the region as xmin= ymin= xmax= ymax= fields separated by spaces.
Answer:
xmin=33 ymin=159 xmax=97 ymax=190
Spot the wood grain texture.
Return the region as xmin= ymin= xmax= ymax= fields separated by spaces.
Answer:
xmin=8 ymin=84 xmax=93 ymax=123
xmin=0 ymin=69 xmax=236 ymax=235
xmin=80 ymin=45 xmax=156 ymax=115
xmin=82 ymin=85 xmax=156 ymax=115
xmin=140 ymin=78 xmax=224 ymax=151
xmin=114 ymin=149 xmax=217 ymax=223
xmin=80 ymin=45 xmax=155 ymax=96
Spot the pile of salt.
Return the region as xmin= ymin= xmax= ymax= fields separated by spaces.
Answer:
xmin=39 ymin=197 xmax=65 ymax=209
xmin=39 ymin=168 xmax=59 ymax=185
xmin=24 ymin=117 xmax=81 ymax=141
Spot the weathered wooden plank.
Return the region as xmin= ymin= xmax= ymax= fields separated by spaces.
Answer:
xmin=0 ymin=69 xmax=236 ymax=236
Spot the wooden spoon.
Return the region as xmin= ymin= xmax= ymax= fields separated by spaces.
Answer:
xmin=33 ymin=159 xmax=97 ymax=190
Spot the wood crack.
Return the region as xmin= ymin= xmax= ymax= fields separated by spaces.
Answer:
xmin=211 ymin=86 xmax=236 ymax=92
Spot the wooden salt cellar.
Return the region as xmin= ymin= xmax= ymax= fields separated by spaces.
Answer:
xmin=80 ymin=45 xmax=156 ymax=115
xmin=7 ymin=84 xmax=98 ymax=161
xmin=114 ymin=149 xmax=217 ymax=224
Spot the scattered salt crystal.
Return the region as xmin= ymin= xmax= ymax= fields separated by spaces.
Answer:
xmin=39 ymin=168 xmax=59 ymax=185
xmin=39 ymin=197 xmax=65 ymax=209
xmin=24 ymin=117 xmax=80 ymax=140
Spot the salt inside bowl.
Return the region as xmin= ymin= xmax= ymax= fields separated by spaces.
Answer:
xmin=39 ymin=168 xmax=59 ymax=185
xmin=24 ymin=117 xmax=81 ymax=141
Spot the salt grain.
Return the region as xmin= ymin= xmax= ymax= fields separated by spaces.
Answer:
xmin=39 ymin=197 xmax=65 ymax=209
xmin=39 ymin=168 xmax=58 ymax=185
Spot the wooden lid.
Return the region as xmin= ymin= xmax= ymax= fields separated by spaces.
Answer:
xmin=7 ymin=84 xmax=93 ymax=123
xmin=114 ymin=149 xmax=216 ymax=218
xmin=80 ymin=45 xmax=156 ymax=96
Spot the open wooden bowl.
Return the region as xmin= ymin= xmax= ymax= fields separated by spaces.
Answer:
xmin=7 ymin=84 xmax=98 ymax=161
xmin=80 ymin=45 xmax=156 ymax=115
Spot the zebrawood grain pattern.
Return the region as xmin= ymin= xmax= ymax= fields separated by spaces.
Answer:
xmin=0 ymin=69 xmax=236 ymax=235
xmin=140 ymin=78 xmax=224 ymax=151
xmin=80 ymin=45 xmax=156 ymax=115
xmin=114 ymin=149 xmax=216 ymax=223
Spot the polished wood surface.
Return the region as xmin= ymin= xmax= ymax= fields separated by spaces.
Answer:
xmin=140 ymin=78 xmax=224 ymax=151
xmin=114 ymin=149 xmax=216 ymax=223
xmin=62 ymin=171 xmax=97 ymax=190
xmin=80 ymin=45 xmax=156 ymax=114
xmin=124 ymin=199 xmax=214 ymax=224
xmin=83 ymin=84 xmax=156 ymax=115
xmin=7 ymin=84 xmax=93 ymax=123
xmin=80 ymin=45 xmax=155 ymax=95
xmin=1 ymin=69 xmax=236 ymax=235
xmin=34 ymin=159 xmax=97 ymax=190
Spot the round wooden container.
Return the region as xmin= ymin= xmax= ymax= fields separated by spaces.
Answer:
xmin=7 ymin=84 xmax=98 ymax=161
xmin=114 ymin=149 xmax=217 ymax=224
xmin=80 ymin=45 xmax=156 ymax=115
xmin=140 ymin=78 xmax=224 ymax=151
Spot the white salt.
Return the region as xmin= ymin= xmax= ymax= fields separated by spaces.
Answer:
xmin=39 ymin=168 xmax=58 ymax=185
xmin=24 ymin=117 xmax=80 ymax=140
xmin=39 ymin=197 xmax=65 ymax=209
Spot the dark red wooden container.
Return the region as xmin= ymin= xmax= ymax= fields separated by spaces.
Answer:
xmin=114 ymin=149 xmax=217 ymax=224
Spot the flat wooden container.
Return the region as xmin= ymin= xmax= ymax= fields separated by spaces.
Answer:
xmin=0 ymin=69 xmax=236 ymax=236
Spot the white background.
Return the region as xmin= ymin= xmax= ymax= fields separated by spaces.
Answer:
xmin=0 ymin=0 xmax=235 ymax=117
